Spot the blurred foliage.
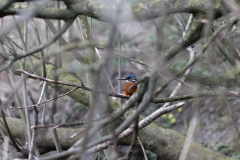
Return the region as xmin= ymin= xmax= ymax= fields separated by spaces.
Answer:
xmin=160 ymin=107 xmax=183 ymax=128
xmin=231 ymin=150 xmax=240 ymax=159
xmin=217 ymin=144 xmax=230 ymax=155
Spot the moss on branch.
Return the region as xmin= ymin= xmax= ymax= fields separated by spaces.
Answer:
xmin=0 ymin=0 xmax=226 ymax=22
xmin=0 ymin=117 xmax=234 ymax=159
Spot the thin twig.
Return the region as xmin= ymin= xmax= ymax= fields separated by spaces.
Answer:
xmin=138 ymin=137 xmax=148 ymax=160
xmin=125 ymin=116 xmax=138 ymax=160
xmin=179 ymin=115 xmax=198 ymax=160
xmin=14 ymin=15 xmax=33 ymax=149
xmin=27 ymin=91 xmax=39 ymax=160
xmin=14 ymin=69 xmax=240 ymax=108
xmin=155 ymin=55 xmax=199 ymax=95
xmin=162 ymin=14 xmax=195 ymax=108
xmin=16 ymin=69 xmax=129 ymax=100
xmin=0 ymin=18 xmax=75 ymax=72
xmin=8 ymin=86 xmax=79 ymax=111
xmin=113 ymin=51 xmax=149 ymax=68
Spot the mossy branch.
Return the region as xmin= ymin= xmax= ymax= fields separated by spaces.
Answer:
xmin=0 ymin=0 xmax=226 ymax=22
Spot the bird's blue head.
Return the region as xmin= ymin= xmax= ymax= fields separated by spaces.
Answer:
xmin=118 ymin=74 xmax=137 ymax=82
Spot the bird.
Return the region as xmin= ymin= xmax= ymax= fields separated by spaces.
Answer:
xmin=118 ymin=74 xmax=137 ymax=96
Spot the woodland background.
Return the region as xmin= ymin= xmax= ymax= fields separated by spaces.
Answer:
xmin=0 ymin=0 xmax=240 ymax=160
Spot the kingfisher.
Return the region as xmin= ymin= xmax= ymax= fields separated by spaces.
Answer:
xmin=118 ymin=74 xmax=137 ymax=96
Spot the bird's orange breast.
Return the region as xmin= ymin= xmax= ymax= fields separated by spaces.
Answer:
xmin=124 ymin=82 xmax=137 ymax=96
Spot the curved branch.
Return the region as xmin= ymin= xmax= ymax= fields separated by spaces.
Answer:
xmin=2 ymin=8 xmax=76 ymax=20
xmin=0 ymin=0 xmax=225 ymax=22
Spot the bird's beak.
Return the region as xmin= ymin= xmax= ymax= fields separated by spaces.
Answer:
xmin=118 ymin=78 xmax=126 ymax=80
